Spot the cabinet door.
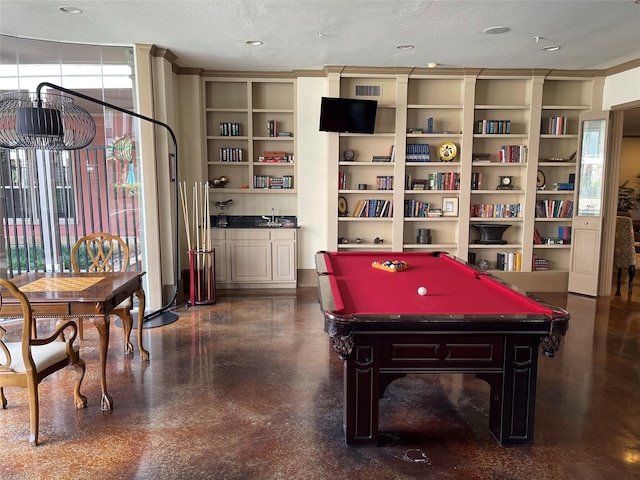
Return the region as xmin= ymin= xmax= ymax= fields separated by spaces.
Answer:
xmin=211 ymin=240 xmax=229 ymax=283
xmin=230 ymin=241 xmax=272 ymax=282
xmin=272 ymin=240 xmax=296 ymax=282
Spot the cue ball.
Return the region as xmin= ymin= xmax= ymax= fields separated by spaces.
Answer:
xmin=417 ymin=286 xmax=427 ymax=296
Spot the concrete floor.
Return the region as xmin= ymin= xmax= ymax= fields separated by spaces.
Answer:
xmin=1 ymin=288 xmax=639 ymax=479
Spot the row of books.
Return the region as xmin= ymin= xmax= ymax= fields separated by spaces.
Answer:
xmin=253 ymin=175 xmax=294 ymax=189
xmin=267 ymin=120 xmax=280 ymax=137
xmin=257 ymin=151 xmax=293 ymax=163
xmin=404 ymin=200 xmax=431 ymax=218
xmin=541 ymin=116 xmax=567 ymax=135
xmin=474 ymin=119 xmax=512 ymax=135
xmin=470 ymin=203 xmax=522 ymax=218
xmin=406 ymin=143 xmax=431 ymax=162
xmin=219 ymin=122 xmax=242 ymax=136
xmin=375 ymin=176 xmax=394 ymax=190
xmin=218 ymin=148 xmax=245 ymax=162
xmin=338 ymin=172 xmax=348 ymax=190
xmin=496 ymin=251 xmax=522 ymax=271
xmin=533 ymin=256 xmax=550 ymax=271
xmin=498 ymin=144 xmax=528 ymax=163
xmin=405 ymin=173 xmax=460 ymax=191
xmin=470 ymin=172 xmax=485 ymax=190
xmin=533 ymin=226 xmax=572 ymax=245
xmin=351 ymin=199 xmax=393 ymax=218
xmin=535 ymin=199 xmax=574 ymax=218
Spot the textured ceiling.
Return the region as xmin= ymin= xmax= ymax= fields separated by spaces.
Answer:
xmin=0 ymin=0 xmax=639 ymax=72
xmin=1 ymin=0 xmax=639 ymax=134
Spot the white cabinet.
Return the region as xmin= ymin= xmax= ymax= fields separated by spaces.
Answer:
xmin=212 ymin=228 xmax=296 ymax=288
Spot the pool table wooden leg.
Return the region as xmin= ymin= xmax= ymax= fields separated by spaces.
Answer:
xmin=478 ymin=336 xmax=540 ymax=446
xmin=343 ymin=345 xmax=379 ymax=445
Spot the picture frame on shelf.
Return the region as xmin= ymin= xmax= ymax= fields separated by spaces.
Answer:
xmin=442 ymin=197 xmax=459 ymax=217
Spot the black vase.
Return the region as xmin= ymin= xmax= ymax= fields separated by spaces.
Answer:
xmin=472 ymin=224 xmax=512 ymax=244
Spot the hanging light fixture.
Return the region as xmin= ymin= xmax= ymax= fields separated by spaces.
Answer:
xmin=0 ymin=90 xmax=96 ymax=150
xmin=0 ymin=82 xmax=180 ymax=328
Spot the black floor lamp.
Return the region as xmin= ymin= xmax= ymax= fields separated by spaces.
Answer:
xmin=0 ymin=82 xmax=180 ymax=328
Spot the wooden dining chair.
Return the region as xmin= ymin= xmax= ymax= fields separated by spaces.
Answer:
xmin=0 ymin=278 xmax=86 ymax=446
xmin=71 ymin=232 xmax=135 ymax=354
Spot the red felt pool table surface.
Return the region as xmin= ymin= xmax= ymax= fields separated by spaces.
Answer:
xmin=318 ymin=251 xmax=559 ymax=318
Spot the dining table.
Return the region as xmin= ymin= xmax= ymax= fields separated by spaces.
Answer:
xmin=0 ymin=270 xmax=148 ymax=410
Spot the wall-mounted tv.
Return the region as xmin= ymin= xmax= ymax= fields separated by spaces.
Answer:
xmin=319 ymin=97 xmax=377 ymax=134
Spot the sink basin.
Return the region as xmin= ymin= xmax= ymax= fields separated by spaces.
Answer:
xmin=257 ymin=221 xmax=283 ymax=228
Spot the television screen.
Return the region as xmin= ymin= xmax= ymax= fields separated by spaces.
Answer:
xmin=319 ymin=97 xmax=377 ymax=134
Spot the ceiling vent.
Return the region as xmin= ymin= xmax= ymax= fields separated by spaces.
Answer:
xmin=354 ymin=85 xmax=381 ymax=97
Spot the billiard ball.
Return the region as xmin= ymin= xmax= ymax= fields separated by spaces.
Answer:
xmin=418 ymin=286 xmax=427 ymax=296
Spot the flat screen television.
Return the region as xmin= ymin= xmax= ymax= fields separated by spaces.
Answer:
xmin=319 ymin=97 xmax=377 ymax=134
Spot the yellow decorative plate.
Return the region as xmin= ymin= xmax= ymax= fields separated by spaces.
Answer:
xmin=437 ymin=141 xmax=457 ymax=162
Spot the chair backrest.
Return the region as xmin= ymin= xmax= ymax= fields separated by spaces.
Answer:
xmin=0 ymin=278 xmax=36 ymax=374
xmin=71 ymin=232 xmax=129 ymax=273
xmin=614 ymin=216 xmax=637 ymax=268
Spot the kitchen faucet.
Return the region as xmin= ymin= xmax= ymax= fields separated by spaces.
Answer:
xmin=262 ymin=208 xmax=276 ymax=222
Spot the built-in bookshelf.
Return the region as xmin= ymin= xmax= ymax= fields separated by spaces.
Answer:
xmin=325 ymin=69 xmax=603 ymax=277
xmin=203 ymin=77 xmax=296 ymax=195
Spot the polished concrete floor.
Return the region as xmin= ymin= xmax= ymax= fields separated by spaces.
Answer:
xmin=1 ymin=287 xmax=639 ymax=480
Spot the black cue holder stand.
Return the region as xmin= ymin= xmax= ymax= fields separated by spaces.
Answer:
xmin=471 ymin=223 xmax=512 ymax=244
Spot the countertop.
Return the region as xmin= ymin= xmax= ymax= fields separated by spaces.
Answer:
xmin=210 ymin=215 xmax=297 ymax=228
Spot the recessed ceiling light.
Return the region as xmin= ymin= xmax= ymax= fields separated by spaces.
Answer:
xmin=427 ymin=63 xmax=438 ymax=68
xmin=542 ymin=45 xmax=561 ymax=52
xmin=482 ymin=26 xmax=510 ymax=35
xmin=59 ymin=6 xmax=82 ymax=14
xmin=245 ymin=40 xmax=263 ymax=46
xmin=396 ymin=44 xmax=414 ymax=50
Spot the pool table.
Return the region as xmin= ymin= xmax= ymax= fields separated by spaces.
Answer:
xmin=315 ymin=251 xmax=569 ymax=446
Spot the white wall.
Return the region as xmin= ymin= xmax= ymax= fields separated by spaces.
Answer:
xmin=602 ymin=66 xmax=640 ymax=109
xmin=296 ymin=77 xmax=329 ymax=270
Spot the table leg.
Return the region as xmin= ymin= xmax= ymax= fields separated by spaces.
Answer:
xmin=90 ymin=313 xmax=113 ymax=410
xmin=135 ymin=288 xmax=149 ymax=361
xmin=344 ymin=345 xmax=379 ymax=445
xmin=478 ymin=336 xmax=540 ymax=446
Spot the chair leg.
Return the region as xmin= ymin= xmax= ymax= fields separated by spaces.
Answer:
xmin=628 ymin=265 xmax=636 ymax=300
xmin=78 ymin=318 xmax=84 ymax=340
xmin=27 ymin=378 xmax=39 ymax=447
xmin=616 ymin=267 xmax=623 ymax=296
xmin=0 ymin=387 xmax=6 ymax=408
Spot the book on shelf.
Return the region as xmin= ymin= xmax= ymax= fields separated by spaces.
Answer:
xmin=541 ymin=116 xmax=567 ymax=135
xmin=470 ymin=203 xmax=521 ymax=218
xmin=497 ymin=252 xmax=522 ymax=271
xmin=267 ymin=120 xmax=278 ymax=137
xmin=558 ymin=226 xmax=572 ymax=243
xmin=352 ymin=199 xmax=393 ymax=218
xmin=375 ymin=175 xmax=394 ymax=190
xmin=371 ymin=155 xmax=392 ymax=162
xmin=427 ymin=117 xmax=434 ymax=134
xmin=533 ymin=256 xmax=549 ymax=271
xmin=406 ymin=143 xmax=430 ymax=162
xmin=499 ymin=145 xmax=527 ymax=163
xmin=471 ymin=172 xmax=484 ymax=190
xmin=535 ymin=199 xmax=573 ymax=218
xmin=339 ymin=171 xmax=348 ymax=190
xmin=219 ymin=122 xmax=242 ymax=136
xmin=474 ymin=120 xmax=511 ymax=135
xmin=404 ymin=200 xmax=430 ymax=218
xmin=219 ymin=147 xmax=245 ymax=162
